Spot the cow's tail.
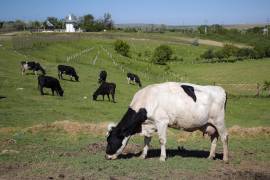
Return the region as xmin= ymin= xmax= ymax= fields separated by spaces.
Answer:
xmin=224 ymin=91 xmax=228 ymax=111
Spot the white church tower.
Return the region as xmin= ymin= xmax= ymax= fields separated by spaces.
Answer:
xmin=65 ymin=14 xmax=76 ymax=32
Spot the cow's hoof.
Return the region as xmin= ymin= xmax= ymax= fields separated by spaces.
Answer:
xmin=159 ymin=156 xmax=166 ymax=162
xmin=139 ymin=154 xmax=146 ymax=159
xmin=207 ymin=156 xmax=215 ymax=160
xmin=223 ymin=159 xmax=229 ymax=164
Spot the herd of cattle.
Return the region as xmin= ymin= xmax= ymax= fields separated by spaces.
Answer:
xmin=20 ymin=61 xmax=142 ymax=101
xmin=21 ymin=61 xmax=229 ymax=163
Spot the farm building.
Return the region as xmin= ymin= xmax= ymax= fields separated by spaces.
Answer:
xmin=65 ymin=14 xmax=76 ymax=32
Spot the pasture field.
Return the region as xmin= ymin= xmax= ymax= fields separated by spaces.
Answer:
xmin=0 ymin=32 xmax=270 ymax=179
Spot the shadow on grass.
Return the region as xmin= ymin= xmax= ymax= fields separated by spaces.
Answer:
xmin=93 ymin=99 xmax=117 ymax=103
xmin=60 ymin=78 xmax=79 ymax=82
xmin=118 ymin=146 xmax=223 ymax=160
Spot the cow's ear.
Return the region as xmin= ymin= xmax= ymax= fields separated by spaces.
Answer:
xmin=106 ymin=122 xmax=116 ymax=136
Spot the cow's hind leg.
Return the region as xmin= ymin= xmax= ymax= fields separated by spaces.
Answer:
xmin=156 ymin=121 xmax=168 ymax=161
xmin=51 ymin=88 xmax=55 ymax=96
xmin=214 ymin=119 xmax=229 ymax=162
xmin=140 ymin=136 xmax=152 ymax=159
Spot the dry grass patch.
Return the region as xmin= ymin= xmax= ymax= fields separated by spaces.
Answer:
xmin=25 ymin=120 xmax=109 ymax=135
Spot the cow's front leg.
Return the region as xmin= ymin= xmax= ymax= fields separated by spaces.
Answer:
xmin=156 ymin=122 xmax=168 ymax=161
xmin=51 ymin=88 xmax=55 ymax=96
xmin=208 ymin=134 xmax=218 ymax=160
xmin=140 ymin=136 xmax=152 ymax=159
xmin=107 ymin=94 xmax=110 ymax=101
xmin=40 ymin=87 xmax=44 ymax=95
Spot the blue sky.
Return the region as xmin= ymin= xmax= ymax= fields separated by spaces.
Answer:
xmin=0 ymin=0 xmax=270 ymax=25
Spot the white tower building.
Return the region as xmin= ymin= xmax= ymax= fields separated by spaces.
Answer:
xmin=65 ymin=14 xmax=76 ymax=32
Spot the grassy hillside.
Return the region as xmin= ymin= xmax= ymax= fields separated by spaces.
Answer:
xmin=0 ymin=32 xmax=269 ymax=179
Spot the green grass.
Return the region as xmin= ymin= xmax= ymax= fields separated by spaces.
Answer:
xmin=0 ymin=32 xmax=270 ymax=179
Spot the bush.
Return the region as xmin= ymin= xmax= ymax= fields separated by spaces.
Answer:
xmin=222 ymin=44 xmax=239 ymax=58
xmin=215 ymin=50 xmax=225 ymax=61
xmin=200 ymin=49 xmax=215 ymax=60
xmin=114 ymin=40 xmax=130 ymax=57
xmin=152 ymin=45 xmax=173 ymax=64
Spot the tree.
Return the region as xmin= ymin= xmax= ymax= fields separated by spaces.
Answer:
xmin=81 ymin=14 xmax=94 ymax=32
xmin=152 ymin=45 xmax=173 ymax=64
xmin=114 ymin=40 xmax=130 ymax=57
xmin=103 ymin=13 xmax=114 ymax=30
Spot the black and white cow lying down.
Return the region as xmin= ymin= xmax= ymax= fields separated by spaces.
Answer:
xmin=21 ymin=61 xmax=46 ymax=75
xmin=38 ymin=75 xmax=64 ymax=96
xmin=58 ymin=65 xmax=79 ymax=81
xmin=93 ymin=82 xmax=116 ymax=102
xmin=127 ymin=72 xmax=142 ymax=87
xmin=105 ymin=82 xmax=229 ymax=162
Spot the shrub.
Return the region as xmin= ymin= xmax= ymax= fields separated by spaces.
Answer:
xmin=200 ymin=49 xmax=215 ymax=60
xmin=152 ymin=45 xmax=173 ymax=64
xmin=222 ymin=44 xmax=239 ymax=59
xmin=114 ymin=40 xmax=130 ymax=57
xmin=215 ymin=50 xmax=225 ymax=61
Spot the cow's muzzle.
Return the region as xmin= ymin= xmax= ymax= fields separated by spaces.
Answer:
xmin=105 ymin=154 xmax=117 ymax=160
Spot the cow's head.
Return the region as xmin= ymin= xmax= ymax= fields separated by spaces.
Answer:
xmin=105 ymin=125 xmax=129 ymax=160
xmin=75 ymin=75 xmax=79 ymax=82
xmin=92 ymin=93 xmax=98 ymax=100
xmin=58 ymin=89 xmax=64 ymax=97
xmin=105 ymin=108 xmax=147 ymax=160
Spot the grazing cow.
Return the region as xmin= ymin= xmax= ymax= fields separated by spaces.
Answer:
xmin=98 ymin=70 xmax=107 ymax=84
xmin=58 ymin=65 xmax=79 ymax=81
xmin=38 ymin=75 xmax=64 ymax=96
xmin=127 ymin=73 xmax=142 ymax=87
xmin=105 ymin=82 xmax=229 ymax=162
xmin=93 ymin=82 xmax=116 ymax=102
xmin=21 ymin=61 xmax=46 ymax=75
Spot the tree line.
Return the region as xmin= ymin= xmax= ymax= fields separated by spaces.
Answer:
xmin=201 ymin=43 xmax=270 ymax=63
xmin=0 ymin=13 xmax=113 ymax=32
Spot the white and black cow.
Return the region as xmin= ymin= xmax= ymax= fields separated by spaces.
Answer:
xmin=58 ymin=65 xmax=79 ymax=81
xmin=127 ymin=72 xmax=142 ymax=87
xmin=105 ymin=82 xmax=229 ymax=162
xmin=93 ymin=82 xmax=116 ymax=102
xmin=38 ymin=75 xmax=64 ymax=96
xmin=21 ymin=61 xmax=46 ymax=75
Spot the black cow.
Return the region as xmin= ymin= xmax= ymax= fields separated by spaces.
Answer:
xmin=98 ymin=70 xmax=107 ymax=84
xmin=127 ymin=72 xmax=142 ymax=87
xmin=93 ymin=82 xmax=116 ymax=102
xmin=58 ymin=65 xmax=79 ymax=81
xmin=38 ymin=75 xmax=64 ymax=96
xmin=21 ymin=61 xmax=46 ymax=75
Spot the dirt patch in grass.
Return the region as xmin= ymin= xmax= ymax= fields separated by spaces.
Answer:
xmin=206 ymin=161 xmax=270 ymax=180
xmin=2 ymin=121 xmax=269 ymax=142
xmin=228 ymin=125 xmax=270 ymax=137
xmin=174 ymin=125 xmax=270 ymax=142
